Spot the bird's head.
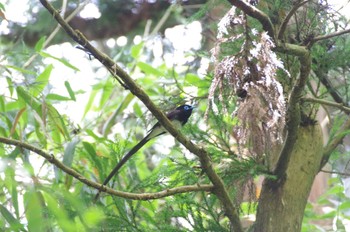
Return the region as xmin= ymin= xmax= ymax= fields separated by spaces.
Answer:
xmin=175 ymin=104 xmax=194 ymax=125
xmin=177 ymin=104 xmax=194 ymax=111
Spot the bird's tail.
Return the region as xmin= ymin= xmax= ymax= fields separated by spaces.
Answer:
xmin=94 ymin=135 xmax=151 ymax=202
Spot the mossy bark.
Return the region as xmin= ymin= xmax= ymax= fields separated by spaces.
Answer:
xmin=253 ymin=125 xmax=323 ymax=232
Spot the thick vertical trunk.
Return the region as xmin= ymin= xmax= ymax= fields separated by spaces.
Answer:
xmin=253 ymin=125 xmax=323 ymax=232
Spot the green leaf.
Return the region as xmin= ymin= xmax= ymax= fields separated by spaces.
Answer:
xmin=0 ymin=3 xmax=5 ymax=10
xmin=83 ymin=142 xmax=104 ymax=180
xmin=34 ymin=36 xmax=46 ymax=52
xmin=5 ymin=167 xmax=20 ymax=219
xmin=99 ymin=80 xmax=114 ymax=108
xmin=6 ymin=77 xmax=14 ymax=96
xmin=64 ymin=81 xmax=76 ymax=101
xmin=185 ymin=73 xmax=209 ymax=88
xmin=131 ymin=41 xmax=144 ymax=59
xmin=4 ymin=65 xmax=36 ymax=75
xmin=83 ymin=89 xmax=97 ymax=118
xmin=63 ymin=137 xmax=80 ymax=167
xmin=35 ymin=120 xmax=47 ymax=147
xmin=133 ymin=102 xmax=143 ymax=118
xmin=16 ymin=87 xmax=41 ymax=114
xmin=338 ymin=201 xmax=350 ymax=211
xmin=24 ymin=191 xmax=45 ymax=231
xmin=46 ymin=104 xmax=70 ymax=140
xmin=137 ymin=62 xmax=164 ymax=76
xmin=0 ymin=95 xmax=5 ymax=112
xmin=29 ymin=64 xmax=53 ymax=97
xmin=38 ymin=51 xmax=80 ymax=71
xmin=83 ymin=207 xmax=105 ymax=227
xmin=46 ymin=93 xmax=71 ymax=101
xmin=0 ymin=204 xmax=24 ymax=231
xmin=43 ymin=192 xmax=75 ymax=231
xmin=185 ymin=73 xmax=201 ymax=84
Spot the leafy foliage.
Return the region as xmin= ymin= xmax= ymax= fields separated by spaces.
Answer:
xmin=1 ymin=0 xmax=350 ymax=231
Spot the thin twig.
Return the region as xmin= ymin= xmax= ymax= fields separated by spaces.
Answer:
xmin=313 ymin=69 xmax=346 ymax=106
xmin=321 ymin=169 xmax=350 ymax=176
xmin=302 ymin=97 xmax=350 ymax=114
xmin=312 ymin=28 xmax=350 ymax=43
xmin=0 ymin=136 xmax=213 ymax=200
xmin=278 ymin=0 xmax=309 ymax=40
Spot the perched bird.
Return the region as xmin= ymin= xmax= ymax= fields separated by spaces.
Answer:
xmin=94 ymin=104 xmax=194 ymax=201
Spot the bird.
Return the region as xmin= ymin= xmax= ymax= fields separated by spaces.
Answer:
xmin=94 ymin=104 xmax=194 ymax=201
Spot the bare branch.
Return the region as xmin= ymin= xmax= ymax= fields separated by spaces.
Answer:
xmin=302 ymin=97 xmax=350 ymax=114
xmin=321 ymin=169 xmax=350 ymax=177
xmin=278 ymin=0 xmax=309 ymax=40
xmin=0 ymin=137 xmax=213 ymax=200
xmin=227 ymin=0 xmax=275 ymax=41
xmin=313 ymin=69 xmax=348 ymax=106
xmin=39 ymin=1 xmax=243 ymax=230
xmin=312 ymin=28 xmax=350 ymax=43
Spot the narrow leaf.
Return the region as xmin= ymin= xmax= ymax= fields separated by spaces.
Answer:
xmin=63 ymin=137 xmax=80 ymax=167
xmin=64 ymin=81 xmax=76 ymax=101
xmin=0 ymin=204 xmax=24 ymax=231
xmin=83 ymin=142 xmax=104 ymax=180
xmin=83 ymin=89 xmax=97 ymax=118
xmin=46 ymin=93 xmax=71 ymax=101
xmin=34 ymin=36 xmax=46 ymax=52
xmin=46 ymin=104 xmax=70 ymax=140
xmin=137 ymin=62 xmax=164 ymax=76
xmin=29 ymin=64 xmax=53 ymax=97
xmin=24 ymin=191 xmax=45 ymax=232
xmin=38 ymin=51 xmax=79 ymax=71
xmin=16 ymin=87 xmax=41 ymax=114
xmin=131 ymin=42 xmax=144 ymax=59
xmin=5 ymin=65 xmax=36 ymax=75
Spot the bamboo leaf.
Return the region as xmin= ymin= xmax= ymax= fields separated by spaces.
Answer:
xmin=38 ymin=51 xmax=79 ymax=71
xmin=34 ymin=36 xmax=46 ymax=52
xmin=46 ymin=93 xmax=71 ymax=101
xmin=64 ymin=81 xmax=76 ymax=101
xmin=0 ymin=204 xmax=24 ymax=231
xmin=137 ymin=61 xmax=164 ymax=76
xmin=29 ymin=64 xmax=53 ymax=97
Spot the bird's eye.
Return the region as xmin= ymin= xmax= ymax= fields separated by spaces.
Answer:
xmin=184 ymin=106 xmax=189 ymax=110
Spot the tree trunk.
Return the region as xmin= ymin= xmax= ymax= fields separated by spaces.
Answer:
xmin=254 ymin=125 xmax=323 ymax=231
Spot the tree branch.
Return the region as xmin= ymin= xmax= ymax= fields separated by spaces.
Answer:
xmin=302 ymin=97 xmax=350 ymax=114
xmin=227 ymin=0 xmax=275 ymax=41
xmin=39 ymin=1 xmax=243 ymax=231
xmin=273 ymin=45 xmax=311 ymax=181
xmin=320 ymin=117 xmax=350 ymax=169
xmin=312 ymin=27 xmax=350 ymax=43
xmin=313 ymin=69 xmax=347 ymax=106
xmin=0 ymin=137 xmax=213 ymax=200
xmin=321 ymin=169 xmax=350 ymax=177
xmin=277 ymin=0 xmax=309 ymax=40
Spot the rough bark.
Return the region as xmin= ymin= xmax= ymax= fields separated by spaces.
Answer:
xmin=254 ymin=125 xmax=323 ymax=232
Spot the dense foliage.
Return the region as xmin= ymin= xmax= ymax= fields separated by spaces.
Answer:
xmin=1 ymin=0 xmax=350 ymax=231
